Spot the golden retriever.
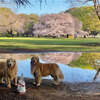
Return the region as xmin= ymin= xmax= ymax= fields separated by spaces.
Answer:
xmin=0 ymin=58 xmax=17 ymax=88
xmin=31 ymin=56 xmax=64 ymax=86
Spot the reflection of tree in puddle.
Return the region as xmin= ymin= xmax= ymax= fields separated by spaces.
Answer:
xmin=0 ymin=54 xmax=34 ymax=60
xmin=38 ymin=52 xmax=81 ymax=64
xmin=69 ymin=53 xmax=100 ymax=70
xmin=69 ymin=53 xmax=100 ymax=81
xmin=0 ymin=53 xmax=81 ymax=64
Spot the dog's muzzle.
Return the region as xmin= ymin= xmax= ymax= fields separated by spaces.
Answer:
xmin=31 ymin=61 xmax=36 ymax=64
xmin=8 ymin=63 xmax=12 ymax=67
xmin=31 ymin=60 xmax=36 ymax=64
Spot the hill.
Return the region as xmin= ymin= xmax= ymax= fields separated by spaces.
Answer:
xmin=67 ymin=6 xmax=100 ymax=33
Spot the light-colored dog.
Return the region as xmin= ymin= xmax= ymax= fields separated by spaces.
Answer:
xmin=31 ymin=56 xmax=64 ymax=86
xmin=0 ymin=58 xmax=17 ymax=88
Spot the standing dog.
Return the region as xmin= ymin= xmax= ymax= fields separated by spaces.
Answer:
xmin=31 ymin=56 xmax=64 ymax=86
xmin=0 ymin=58 xmax=17 ymax=88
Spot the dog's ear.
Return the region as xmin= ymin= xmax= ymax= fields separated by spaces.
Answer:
xmin=7 ymin=59 xmax=11 ymax=67
xmin=7 ymin=59 xmax=9 ymax=65
xmin=7 ymin=59 xmax=9 ymax=63
xmin=36 ymin=57 xmax=39 ymax=63
xmin=31 ymin=57 xmax=34 ymax=63
xmin=13 ymin=59 xmax=16 ymax=65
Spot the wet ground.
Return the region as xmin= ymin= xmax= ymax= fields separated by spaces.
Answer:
xmin=0 ymin=78 xmax=100 ymax=100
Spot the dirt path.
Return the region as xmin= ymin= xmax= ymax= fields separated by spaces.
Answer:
xmin=0 ymin=48 xmax=58 ymax=53
xmin=0 ymin=78 xmax=100 ymax=100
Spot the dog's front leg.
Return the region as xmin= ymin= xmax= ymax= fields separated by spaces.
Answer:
xmin=7 ymin=77 xmax=11 ymax=88
xmin=14 ymin=76 xmax=17 ymax=86
xmin=0 ymin=77 xmax=4 ymax=84
xmin=36 ymin=76 xmax=42 ymax=87
xmin=34 ymin=72 xmax=42 ymax=87
xmin=1 ymin=77 xmax=5 ymax=84
xmin=33 ymin=72 xmax=38 ymax=85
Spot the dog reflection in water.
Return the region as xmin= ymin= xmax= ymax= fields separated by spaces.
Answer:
xmin=31 ymin=56 xmax=64 ymax=86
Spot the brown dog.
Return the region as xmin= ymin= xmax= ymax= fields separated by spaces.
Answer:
xmin=31 ymin=56 xmax=64 ymax=86
xmin=0 ymin=58 xmax=17 ymax=88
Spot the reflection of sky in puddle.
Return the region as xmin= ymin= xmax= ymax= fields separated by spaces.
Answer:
xmin=17 ymin=59 xmax=100 ymax=83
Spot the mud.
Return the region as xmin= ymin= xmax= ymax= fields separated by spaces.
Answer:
xmin=0 ymin=78 xmax=100 ymax=100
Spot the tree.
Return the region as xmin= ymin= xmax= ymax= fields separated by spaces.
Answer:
xmin=67 ymin=0 xmax=100 ymax=20
xmin=24 ymin=21 xmax=34 ymax=36
xmin=68 ymin=6 xmax=100 ymax=33
xmin=33 ymin=13 xmax=84 ymax=38
xmin=92 ymin=0 xmax=100 ymax=20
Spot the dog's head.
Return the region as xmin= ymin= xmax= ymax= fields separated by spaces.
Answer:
xmin=31 ymin=56 xmax=39 ymax=65
xmin=31 ymin=56 xmax=39 ymax=74
xmin=7 ymin=58 xmax=16 ymax=68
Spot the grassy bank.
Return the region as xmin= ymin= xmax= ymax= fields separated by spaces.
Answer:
xmin=0 ymin=37 xmax=100 ymax=52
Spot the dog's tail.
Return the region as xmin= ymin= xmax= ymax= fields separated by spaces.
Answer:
xmin=58 ymin=70 xmax=64 ymax=80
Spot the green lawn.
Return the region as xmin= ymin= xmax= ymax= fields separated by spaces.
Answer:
xmin=0 ymin=37 xmax=100 ymax=52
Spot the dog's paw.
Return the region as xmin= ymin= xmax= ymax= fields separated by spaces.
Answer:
xmin=54 ymin=82 xmax=59 ymax=86
xmin=7 ymin=85 xmax=11 ymax=88
xmin=36 ymin=83 xmax=40 ymax=87
xmin=15 ymin=83 xmax=17 ymax=87
xmin=33 ymin=82 xmax=36 ymax=85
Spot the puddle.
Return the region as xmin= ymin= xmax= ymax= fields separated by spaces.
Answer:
xmin=17 ymin=59 xmax=98 ymax=83
xmin=1 ymin=52 xmax=100 ymax=83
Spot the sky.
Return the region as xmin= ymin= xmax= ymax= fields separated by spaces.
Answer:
xmin=0 ymin=0 xmax=72 ymax=15
xmin=16 ymin=0 xmax=69 ymax=15
xmin=0 ymin=0 xmax=93 ymax=15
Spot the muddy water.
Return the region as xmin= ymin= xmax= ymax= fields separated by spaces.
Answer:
xmin=0 ymin=52 xmax=100 ymax=83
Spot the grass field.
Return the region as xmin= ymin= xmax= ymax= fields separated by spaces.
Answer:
xmin=0 ymin=37 xmax=100 ymax=52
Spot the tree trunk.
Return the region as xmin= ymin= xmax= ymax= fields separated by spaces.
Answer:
xmin=93 ymin=0 xmax=100 ymax=20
